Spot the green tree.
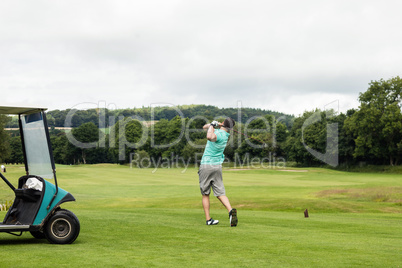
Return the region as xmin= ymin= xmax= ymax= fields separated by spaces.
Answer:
xmin=149 ymin=116 xmax=186 ymax=159
xmin=71 ymin=122 xmax=100 ymax=164
xmin=286 ymin=111 xmax=319 ymax=166
xmin=109 ymin=117 xmax=150 ymax=163
xmin=125 ymin=120 xmax=146 ymax=145
xmin=344 ymin=77 xmax=402 ymax=165
xmin=0 ymin=115 xmax=11 ymax=163
xmin=181 ymin=139 xmax=206 ymax=163
xmin=134 ymin=150 xmax=151 ymax=168
xmin=336 ymin=111 xmax=355 ymax=165
xmin=4 ymin=135 xmax=23 ymax=164
xmin=285 ymin=110 xmax=340 ymax=166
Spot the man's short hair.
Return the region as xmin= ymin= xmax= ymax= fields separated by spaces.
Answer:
xmin=223 ymin=117 xmax=235 ymax=129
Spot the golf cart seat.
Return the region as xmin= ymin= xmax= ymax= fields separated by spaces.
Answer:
xmin=14 ymin=188 xmax=42 ymax=202
xmin=3 ymin=176 xmax=46 ymax=225
xmin=15 ymin=176 xmax=45 ymax=202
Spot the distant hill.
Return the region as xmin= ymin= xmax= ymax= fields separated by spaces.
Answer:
xmin=7 ymin=105 xmax=294 ymax=128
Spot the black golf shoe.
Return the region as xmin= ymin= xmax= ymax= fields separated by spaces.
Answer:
xmin=229 ymin=208 xmax=238 ymax=227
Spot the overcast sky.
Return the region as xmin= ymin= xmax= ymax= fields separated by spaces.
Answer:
xmin=1 ymin=0 xmax=401 ymax=116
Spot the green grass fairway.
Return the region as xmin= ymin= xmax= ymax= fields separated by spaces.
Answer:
xmin=0 ymin=165 xmax=401 ymax=267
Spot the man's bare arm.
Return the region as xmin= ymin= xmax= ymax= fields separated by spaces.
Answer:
xmin=203 ymin=122 xmax=223 ymax=142
xmin=202 ymin=124 xmax=211 ymax=130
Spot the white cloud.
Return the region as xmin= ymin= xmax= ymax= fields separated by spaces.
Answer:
xmin=0 ymin=0 xmax=401 ymax=115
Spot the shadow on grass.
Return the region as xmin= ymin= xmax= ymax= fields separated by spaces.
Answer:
xmin=0 ymin=237 xmax=48 ymax=245
xmin=0 ymin=237 xmax=86 ymax=245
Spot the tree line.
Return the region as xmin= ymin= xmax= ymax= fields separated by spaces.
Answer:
xmin=1 ymin=77 xmax=401 ymax=167
xmin=6 ymin=105 xmax=293 ymax=129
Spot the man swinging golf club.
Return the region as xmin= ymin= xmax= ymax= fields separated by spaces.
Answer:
xmin=199 ymin=117 xmax=238 ymax=227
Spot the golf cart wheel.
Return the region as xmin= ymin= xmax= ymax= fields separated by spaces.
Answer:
xmin=30 ymin=231 xmax=46 ymax=239
xmin=44 ymin=210 xmax=80 ymax=244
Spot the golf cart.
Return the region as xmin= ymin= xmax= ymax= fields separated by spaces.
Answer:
xmin=0 ymin=106 xmax=80 ymax=244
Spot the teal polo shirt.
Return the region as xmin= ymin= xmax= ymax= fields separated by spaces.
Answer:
xmin=201 ymin=129 xmax=230 ymax=165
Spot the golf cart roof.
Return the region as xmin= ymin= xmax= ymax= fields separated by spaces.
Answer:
xmin=0 ymin=106 xmax=47 ymax=115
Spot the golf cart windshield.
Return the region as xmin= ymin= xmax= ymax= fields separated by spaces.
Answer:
xmin=20 ymin=112 xmax=54 ymax=179
xmin=0 ymin=106 xmax=54 ymax=179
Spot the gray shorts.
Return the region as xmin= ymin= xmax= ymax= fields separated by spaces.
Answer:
xmin=198 ymin=164 xmax=226 ymax=196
